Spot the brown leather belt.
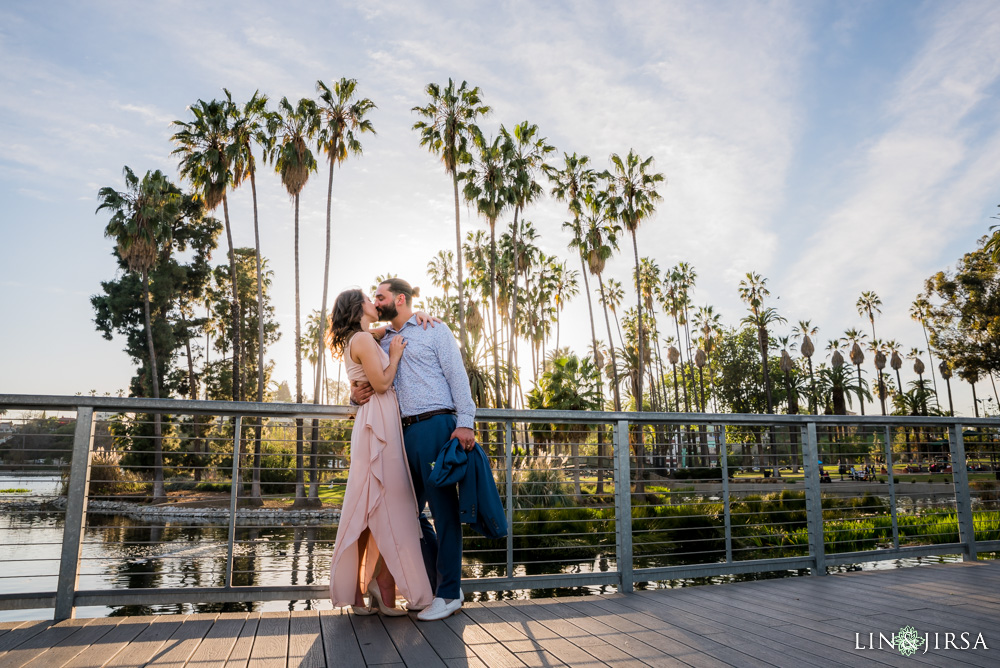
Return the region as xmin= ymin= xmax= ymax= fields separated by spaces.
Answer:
xmin=401 ymin=409 xmax=456 ymax=428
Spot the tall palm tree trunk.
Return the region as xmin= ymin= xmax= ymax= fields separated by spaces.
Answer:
xmin=452 ymin=173 xmax=468 ymax=363
xmin=293 ymin=194 xmax=306 ymax=502
xmin=597 ymin=274 xmax=622 ymax=411
xmin=221 ymin=194 xmax=241 ymax=402
xmin=577 ymin=253 xmax=606 ymax=494
xmin=507 ymin=208 xmax=521 ymax=408
xmin=250 ymin=169 xmax=264 ymax=503
xmin=142 ymin=271 xmax=166 ymax=503
xmin=921 ymin=322 xmax=940 ymax=405
xmin=183 ymin=321 xmax=202 ymax=483
xmin=758 ymin=326 xmax=774 ymax=413
xmin=855 ymin=363 xmax=865 ymax=416
xmin=630 ymin=235 xmax=644 ymax=412
xmin=490 ymin=223 xmax=501 ymax=408
xmin=308 ymin=159 xmax=336 ymax=503
xmin=673 ymin=314 xmax=691 ymax=413
xmin=807 ymin=358 xmax=817 ymax=416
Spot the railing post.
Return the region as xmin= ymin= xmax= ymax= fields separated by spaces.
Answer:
xmin=802 ymin=421 xmax=826 ymax=576
xmin=613 ymin=419 xmax=633 ymax=593
xmin=884 ymin=426 xmax=899 ymax=549
xmin=225 ymin=416 xmax=242 ymax=587
xmin=54 ymin=406 xmax=96 ymax=621
xmin=505 ymin=420 xmax=513 ymax=579
xmin=718 ymin=425 xmax=732 ymax=564
xmin=948 ymin=423 xmax=977 ymax=561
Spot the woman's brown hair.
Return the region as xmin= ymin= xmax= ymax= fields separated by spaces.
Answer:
xmin=327 ymin=289 xmax=366 ymax=358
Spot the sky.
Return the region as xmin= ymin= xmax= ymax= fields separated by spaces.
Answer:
xmin=3 ymin=0 xmax=1000 ymax=416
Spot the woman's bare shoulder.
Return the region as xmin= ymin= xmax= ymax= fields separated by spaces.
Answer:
xmin=348 ymin=330 xmax=377 ymax=358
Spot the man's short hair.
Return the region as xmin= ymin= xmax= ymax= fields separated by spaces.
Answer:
xmin=380 ymin=277 xmax=419 ymax=306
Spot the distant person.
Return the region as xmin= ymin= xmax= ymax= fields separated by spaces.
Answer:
xmin=326 ymin=289 xmax=433 ymax=615
xmin=352 ymin=278 xmax=476 ymax=622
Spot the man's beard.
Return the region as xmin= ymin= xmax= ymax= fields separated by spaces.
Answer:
xmin=376 ymin=302 xmax=398 ymax=321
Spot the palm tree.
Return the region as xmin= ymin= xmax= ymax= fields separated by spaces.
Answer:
xmin=886 ymin=340 xmax=904 ymax=413
xmin=959 ymin=366 xmax=981 ymax=418
xmin=412 ymin=79 xmax=491 ymax=362
xmin=464 ymin=133 xmax=512 ymax=405
xmin=273 ymin=96 xmax=318 ymax=505
xmin=675 ymin=263 xmax=699 ymax=411
xmin=910 ymin=297 xmax=940 ymax=402
xmin=314 ymin=78 xmax=376 ymax=404
xmin=693 ymin=305 xmax=723 ymax=413
xmin=908 ymin=348 xmax=929 ymax=416
xmin=871 ymin=339 xmax=889 ymax=415
xmin=550 ymin=260 xmax=578 ymax=351
xmin=550 ymin=154 xmax=602 ymax=401
xmin=662 ymin=269 xmax=691 ymax=412
xmin=857 ymin=291 xmax=885 ymax=414
xmin=97 ymin=166 xmax=179 ymax=503
xmin=312 ymin=78 xmax=376 ymax=500
xmin=581 ymin=187 xmax=623 ymax=411
xmin=843 ymin=328 xmax=869 ymax=416
xmin=601 ymin=278 xmax=626 ymax=349
xmin=605 ymin=150 xmax=665 ymax=412
xmin=791 ymin=321 xmax=819 ymax=415
xmin=227 ymin=89 xmax=271 ymax=504
xmin=738 ymin=273 xmax=784 ymax=413
xmin=172 ymin=98 xmax=242 ymax=400
xmin=500 ymin=121 xmax=555 ymax=406
xmin=939 ymin=360 xmax=955 ymax=416
xmin=427 ymin=250 xmax=456 ymax=301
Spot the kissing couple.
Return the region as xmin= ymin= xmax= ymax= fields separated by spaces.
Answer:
xmin=326 ymin=277 xmax=475 ymax=621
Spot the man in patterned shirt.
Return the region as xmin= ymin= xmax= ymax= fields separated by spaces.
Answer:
xmin=351 ymin=277 xmax=475 ymax=621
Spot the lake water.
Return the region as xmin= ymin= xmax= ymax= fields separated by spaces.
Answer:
xmin=0 ymin=474 xmax=972 ymax=621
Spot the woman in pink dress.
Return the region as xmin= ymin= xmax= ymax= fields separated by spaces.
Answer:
xmin=326 ymin=289 xmax=433 ymax=614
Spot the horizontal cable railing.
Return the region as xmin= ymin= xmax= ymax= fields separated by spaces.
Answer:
xmin=0 ymin=394 xmax=997 ymax=621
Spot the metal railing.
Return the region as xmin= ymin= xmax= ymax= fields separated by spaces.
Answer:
xmin=0 ymin=394 xmax=997 ymax=621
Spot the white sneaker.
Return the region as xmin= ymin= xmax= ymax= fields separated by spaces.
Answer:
xmin=416 ymin=596 xmax=462 ymax=621
xmin=407 ymin=587 xmax=461 ymax=613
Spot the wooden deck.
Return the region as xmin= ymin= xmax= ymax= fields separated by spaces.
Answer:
xmin=0 ymin=561 xmax=997 ymax=667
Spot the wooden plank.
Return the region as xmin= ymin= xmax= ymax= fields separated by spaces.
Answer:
xmin=21 ymin=619 xmax=116 ymax=668
xmin=409 ymin=614 xmax=470 ymax=660
xmin=443 ymin=656 xmax=488 ymax=668
xmin=247 ymin=612 xmax=288 ymax=668
xmin=184 ymin=614 xmax=248 ymax=668
xmin=61 ymin=617 xmax=154 ymax=668
xmin=0 ymin=621 xmax=52 ymax=656
xmin=463 ymin=605 xmax=604 ymax=667
xmin=224 ymin=612 xmax=261 ymax=668
xmin=145 ymin=614 xmax=217 ymax=668
xmin=441 ymin=614 xmax=525 ymax=667
xmin=577 ymin=596 xmax=780 ymax=668
xmin=509 ymin=599 xmax=668 ymax=667
xmin=350 ymin=614 xmax=402 ymax=666
xmin=287 ymin=611 xmax=323 ymax=668
xmin=103 ymin=616 xmax=186 ymax=668
xmin=379 ymin=615 xmax=446 ymax=668
xmin=632 ymin=587 xmax=913 ymax=668
xmin=319 ymin=611 xmax=364 ymax=668
xmin=0 ymin=620 xmax=87 ymax=668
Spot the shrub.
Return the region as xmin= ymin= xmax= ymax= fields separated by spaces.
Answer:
xmin=88 ymin=449 xmax=147 ymax=497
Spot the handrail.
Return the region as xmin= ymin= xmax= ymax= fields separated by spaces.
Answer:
xmin=5 ymin=393 xmax=1000 ymax=426
xmin=0 ymin=393 xmax=995 ymax=621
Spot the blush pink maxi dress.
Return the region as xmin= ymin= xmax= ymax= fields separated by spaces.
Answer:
xmin=328 ymin=332 xmax=433 ymax=609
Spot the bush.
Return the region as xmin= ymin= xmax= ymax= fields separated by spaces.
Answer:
xmin=88 ymin=449 xmax=147 ymax=497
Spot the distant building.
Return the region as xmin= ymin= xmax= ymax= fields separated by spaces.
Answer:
xmin=0 ymin=422 xmax=13 ymax=434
